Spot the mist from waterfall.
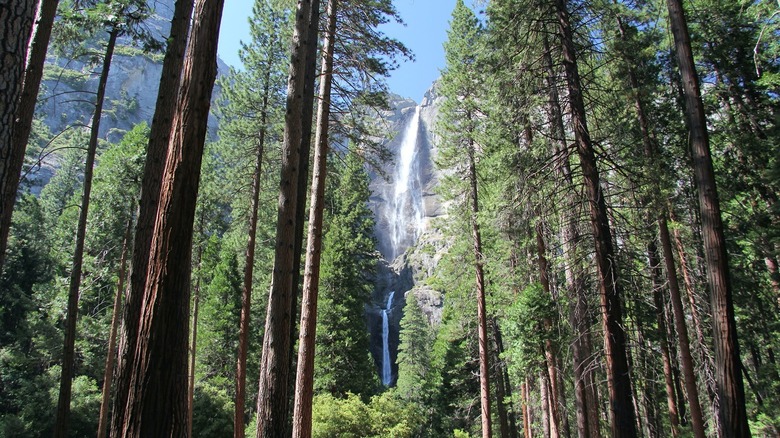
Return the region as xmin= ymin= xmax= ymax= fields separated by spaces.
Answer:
xmin=381 ymin=291 xmax=396 ymax=386
xmin=386 ymin=106 xmax=424 ymax=261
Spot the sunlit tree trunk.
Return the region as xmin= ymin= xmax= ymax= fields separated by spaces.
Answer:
xmin=535 ymin=220 xmax=563 ymax=438
xmin=119 ymin=0 xmax=223 ymax=433
xmin=111 ymin=0 xmax=194 ymax=433
xmin=291 ymin=0 xmax=336 ymax=435
xmin=467 ymin=135 xmax=492 ymax=438
xmin=53 ymin=28 xmax=118 ymax=438
xmin=0 ymin=0 xmax=42 ymax=270
xmin=288 ymin=0 xmax=321 ymax=387
xmin=648 ymin=240 xmax=680 ymax=436
xmin=613 ymin=13 xmax=707 ymax=436
xmin=666 ymin=0 xmax=750 ymax=435
xmin=255 ymin=0 xmax=316 ymax=435
xmin=522 ymin=377 xmax=532 ymax=438
xmin=188 ymin=272 xmax=201 ymax=438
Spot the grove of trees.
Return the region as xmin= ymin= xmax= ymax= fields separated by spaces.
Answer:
xmin=1 ymin=0 xmax=779 ymax=436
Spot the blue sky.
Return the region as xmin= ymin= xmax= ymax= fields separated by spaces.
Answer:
xmin=217 ymin=0 xmax=480 ymax=102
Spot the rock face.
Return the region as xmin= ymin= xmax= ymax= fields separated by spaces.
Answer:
xmin=366 ymin=83 xmax=448 ymax=385
xmin=28 ymin=1 xmax=224 ymax=188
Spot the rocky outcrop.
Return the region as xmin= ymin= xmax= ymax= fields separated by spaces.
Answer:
xmin=28 ymin=1 xmax=225 ymax=188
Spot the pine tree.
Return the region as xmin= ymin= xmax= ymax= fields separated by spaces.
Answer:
xmin=438 ymin=2 xmax=492 ymax=436
xmin=396 ymin=292 xmax=435 ymax=406
xmin=313 ymin=149 xmax=379 ymax=398
xmin=666 ymin=0 xmax=750 ymax=434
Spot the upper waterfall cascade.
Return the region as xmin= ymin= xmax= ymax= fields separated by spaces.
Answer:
xmin=385 ymin=106 xmax=425 ymax=261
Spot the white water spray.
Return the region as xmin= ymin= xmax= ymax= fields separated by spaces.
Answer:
xmin=386 ymin=106 xmax=424 ymax=260
xmin=381 ymin=291 xmax=396 ymax=386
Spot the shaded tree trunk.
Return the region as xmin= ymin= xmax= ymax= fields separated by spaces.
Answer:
xmin=659 ymin=218 xmax=706 ymax=437
xmin=255 ymin=0 xmax=316 ymax=435
xmin=535 ymin=220 xmax=563 ymax=438
xmin=118 ymin=0 xmax=223 ymax=434
xmin=665 ymin=0 xmax=750 ymax=435
xmin=291 ymin=0 xmax=336 ymax=435
xmin=234 ymin=70 xmax=271 ymax=438
xmin=553 ymin=0 xmax=637 ymax=434
xmin=613 ymin=13 xmax=707 ymax=436
xmin=541 ymin=32 xmax=598 ymax=438
xmin=648 ymin=240 xmax=681 ymax=436
xmin=111 ymin=0 xmax=194 ymax=433
xmin=492 ymin=318 xmax=519 ymax=438
xmin=0 ymin=0 xmax=37 ymax=270
xmin=522 ymin=377 xmax=532 ymax=438
xmin=97 ymin=218 xmax=132 ymax=438
xmin=53 ymin=27 xmax=118 ymax=438
xmin=188 ymin=272 xmax=201 ymax=438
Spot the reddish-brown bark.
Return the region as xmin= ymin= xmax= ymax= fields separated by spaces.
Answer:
xmin=554 ymin=0 xmax=637 ymax=434
xmin=97 ymin=219 xmax=131 ymax=438
xmin=291 ymin=0 xmax=336 ymax=435
xmin=234 ymin=71 xmax=271 ymax=438
xmin=119 ymin=0 xmax=223 ymax=434
xmin=666 ymin=0 xmax=750 ymax=435
xmin=255 ymin=0 xmax=316 ymax=435
xmin=0 ymin=0 xmax=38 ymax=269
xmin=111 ymin=1 xmax=194 ymax=433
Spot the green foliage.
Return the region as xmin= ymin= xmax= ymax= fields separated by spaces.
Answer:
xmin=396 ymin=293 xmax=435 ymax=404
xmin=192 ymin=382 xmax=234 ymax=438
xmin=502 ymin=283 xmax=556 ymax=374
xmin=311 ymin=391 xmax=419 ymax=438
xmin=315 ymin=150 xmax=380 ymax=398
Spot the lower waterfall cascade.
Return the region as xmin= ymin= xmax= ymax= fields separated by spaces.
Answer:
xmin=381 ymin=291 xmax=396 ymax=386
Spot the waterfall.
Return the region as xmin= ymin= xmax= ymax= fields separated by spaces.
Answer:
xmin=386 ymin=106 xmax=424 ymax=260
xmin=381 ymin=291 xmax=396 ymax=386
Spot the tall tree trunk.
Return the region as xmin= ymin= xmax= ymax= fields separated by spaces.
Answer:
xmin=535 ymin=220 xmax=563 ymax=438
xmin=234 ymin=71 xmax=271 ymax=438
xmin=539 ymin=370 xmax=558 ymax=438
xmin=553 ymin=0 xmax=637 ymax=434
xmin=291 ymin=0 xmax=336 ymax=435
xmin=614 ymin=13 xmax=708 ymax=436
xmin=0 ymin=0 xmax=36 ymax=270
xmin=467 ymin=136 xmax=492 ymax=438
xmin=648 ymin=240 xmax=681 ymax=436
xmin=53 ymin=28 xmax=118 ymax=438
xmin=288 ymin=0 xmax=321 ymax=395
xmin=671 ymin=219 xmax=721 ymax=432
xmin=111 ymin=0 xmax=194 ymax=433
xmin=627 ymin=300 xmax=659 ymax=438
xmin=255 ymin=0 xmax=316 ymax=435
xmin=523 ymin=377 xmax=533 ymax=438
xmin=119 ymin=0 xmax=223 ymax=434
xmin=97 ymin=217 xmax=132 ymax=438
xmin=492 ymin=318 xmax=519 ymax=438
xmin=188 ymin=271 xmax=201 ymax=438
xmin=665 ymin=0 xmax=750 ymax=435
xmin=541 ymin=32 xmax=598 ymax=438
xmin=659 ymin=218 xmax=707 ymax=437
